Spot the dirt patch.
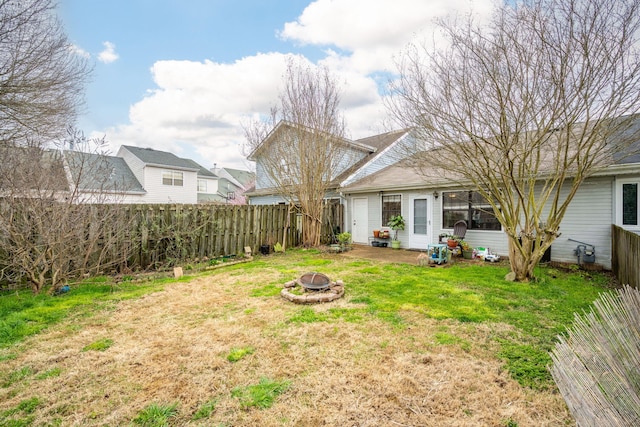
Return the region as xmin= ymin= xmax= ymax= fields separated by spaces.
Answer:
xmin=0 ymin=269 xmax=571 ymax=426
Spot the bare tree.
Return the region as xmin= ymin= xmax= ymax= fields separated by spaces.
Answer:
xmin=388 ymin=0 xmax=640 ymax=281
xmin=0 ymin=0 xmax=90 ymax=147
xmin=0 ymin=0 xmax=102 ymax=293
xmin=0 ymin=131 xmax=136 ymax=294
xmin=245 ymin=58 xmax=349 ymax=247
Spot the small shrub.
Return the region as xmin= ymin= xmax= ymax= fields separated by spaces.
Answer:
xmin=226 ymin=346 xmax=255 ymax=362
xmin=132 ymin=402 xmax=178 ymax=426
xmin=82 ymin=338 xmax=113 ymax=352
xmin=231 ymin=377 xmax=290 ymax=410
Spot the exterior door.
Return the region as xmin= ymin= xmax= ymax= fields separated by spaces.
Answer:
xmin=409 ymin=195 xmax=432 ymax=250
xmin=352 ymin=197 xmax=369 ymax=243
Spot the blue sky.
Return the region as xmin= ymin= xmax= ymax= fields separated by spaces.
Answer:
xmin=57 ymin=0 xmax=496 ymax=170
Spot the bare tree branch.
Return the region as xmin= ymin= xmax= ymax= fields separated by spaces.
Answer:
xmin=387 ymin=0 xmax=640 ymax=281
xmin=245 ymin=58 xmax=350 ymax=247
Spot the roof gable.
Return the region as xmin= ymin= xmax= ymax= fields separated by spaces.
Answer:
xmin=247 ymin=120 xmax=375 ymax=162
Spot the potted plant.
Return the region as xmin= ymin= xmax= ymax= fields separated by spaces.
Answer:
xmin=337 ymin=232 xmax=352 ymax=251
xmin=446 ymin=234 xmax=459 ymax=249
xmin=387 ymin=215 xmax=406 ymax=249
xmin=459 ymin=240 xmax=473 ymax=259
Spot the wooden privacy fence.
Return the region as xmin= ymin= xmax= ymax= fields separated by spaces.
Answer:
xmin=122 ymin=202 xmax=342 ymax=269
xmin=611 ymin=225 xmax=640 ymax=288
xmin=0 ymin=201 xmax=344 ymax=284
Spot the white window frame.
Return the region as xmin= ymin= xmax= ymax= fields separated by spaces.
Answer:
xmin=197 ymin=179 xmax=207 ymax=192
xmin=616 ymin=177 xmax=640 ymax=229
xmin=162 ymin=171 xmax=184 ymax=186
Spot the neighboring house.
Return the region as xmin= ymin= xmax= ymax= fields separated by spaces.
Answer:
xmin=63 ymin=150 xmax=146 ymax=203
xmin=211 ymin=165 xmax=255 ymax=203
xmin=182 ymin=158 xmax=222 ymax=203
xmin=117 ymin=145 xmax=203 ymax=204
xmin=340 ymin=140 xmax=640 ymax=270
xmin=0 ymin=147 xmax=69 ymax=198
xmin=246 ymin=120 xmax=412 ymax=205
xmin=3 ymin=144 xmax=232 ymax=205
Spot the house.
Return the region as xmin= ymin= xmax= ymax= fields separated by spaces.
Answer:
xmin=212 ymin=166 xmax=255 ymax=203
xmin=246 ymin=120 xmax=413 ymax=206
xmin=3 ymin=143 xmax=248 ymax=205
xmin=116 ymin=145 xmax=203 ymax=204
xmin=63 ymin=150 xmax=146 ymax=203
xmin=339 ymin=133 xmax=640 ymax=270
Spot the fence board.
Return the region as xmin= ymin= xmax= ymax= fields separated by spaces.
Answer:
xmin=0 ymin=202 xmax=343 ymax=283
xmin=612 ymin=225 xmax=640 ymax=288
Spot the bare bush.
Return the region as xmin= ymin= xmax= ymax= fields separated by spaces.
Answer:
xmin=0 ymin=131 xmax=135 ymax=293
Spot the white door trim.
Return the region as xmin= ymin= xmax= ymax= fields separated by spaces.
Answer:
xmin=352 ymin=197 xmax=369 ymax=243
xmin=409 ymin=194 xmax=432 ymax=250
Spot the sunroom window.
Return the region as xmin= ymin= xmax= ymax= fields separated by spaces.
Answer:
xmin=442 ymin=191 xmax=500 ymax=230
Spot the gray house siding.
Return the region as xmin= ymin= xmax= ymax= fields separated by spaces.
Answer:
xmin=549 ymin=176 xmax=613 ymax=268
xmin=345 ymin=175 xmax=615 ymax=268
xmin=342 ymin=134 xmax=412 ymax=186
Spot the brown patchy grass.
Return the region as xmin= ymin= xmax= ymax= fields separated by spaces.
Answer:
xmin=0 ymin=265 xmax=573 ymax=426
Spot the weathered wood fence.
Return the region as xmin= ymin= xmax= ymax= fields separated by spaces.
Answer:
xmin=0 ymin=201 xmax=344 ymax=287
xmin=117 ymin=202 xmax=343 ymax=269
xmin=611 ymin=225 xmax=640 ymax=288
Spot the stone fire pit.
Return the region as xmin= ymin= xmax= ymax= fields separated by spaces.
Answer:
xmin=281 ymin=272 xmax=344 ymax=304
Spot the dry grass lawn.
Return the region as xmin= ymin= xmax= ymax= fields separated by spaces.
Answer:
xmin=0 ymin=262 xmax=573 ymax=426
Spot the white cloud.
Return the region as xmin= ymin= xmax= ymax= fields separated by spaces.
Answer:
xmin=280 ymin=0 xmax=497 ymax=74
xmin=99 ymin=0 xmax=498 ymax=169
xmin=98 ymin=41 xmax=119 ymax=64
xmin=103 ymin=53 xmax=298 ymax=169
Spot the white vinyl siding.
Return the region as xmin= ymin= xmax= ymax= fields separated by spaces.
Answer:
xmin=142 ymin=167 xmax=197 ymax=204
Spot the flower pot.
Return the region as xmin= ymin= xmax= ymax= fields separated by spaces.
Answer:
xmin=391 ymin=240 xmax=401 ymax=249
xmin=259 ymin=244 xmax=271 ymax=255
xmin=447 ymin=239 xmax=458 ymax=249
xmin=462 ymin=250 xmax=473 ymax=259
xmin=373 ymin=230 xmax=380 ymax=238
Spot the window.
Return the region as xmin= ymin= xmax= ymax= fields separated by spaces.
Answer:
xmin=382 ymin=194 xmax=401 ymax=226
xmin=413 ymin=198 xmax=427 ymax=235
xmin=619 ymin=180 xmax=639 ymax=227
xmin=162 ymin=171 xmax=183 ymax=186
xmin=442 ymin=191 xmax=501 ymax=230
xmin=197 ymin=179 xmax=207 ymax=192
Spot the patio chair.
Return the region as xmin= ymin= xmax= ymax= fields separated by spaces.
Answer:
xmin=453 ymin=220 xmax=467 ymax=241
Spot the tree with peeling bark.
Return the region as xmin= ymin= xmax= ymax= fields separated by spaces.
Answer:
xmin=387 ymin=0 xmax=640 ymax=281
xmin=245 ymin=58 xmax=350 ymax=248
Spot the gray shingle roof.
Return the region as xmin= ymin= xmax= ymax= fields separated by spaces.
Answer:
xmin=122 ymin=145 xmax=199 ymax=171
xmin=64 ymin=151 xmax=145 ymax=193
xmin=221 ymin=167 xmax=255 ymax=186
xmin=183 ymin=158 xmax=217 ymax=177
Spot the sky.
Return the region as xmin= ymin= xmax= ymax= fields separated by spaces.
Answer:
xmin=57 ymin=0 xmax=497 ymax=171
